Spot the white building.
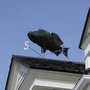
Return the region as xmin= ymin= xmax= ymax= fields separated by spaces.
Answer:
xmin=5 ymin=7 xmax=90 ymax=90
xmin=73 ymin=7 xmax=90 ymax=90
xmin=5 ymin=55 xmax=84 ymax=90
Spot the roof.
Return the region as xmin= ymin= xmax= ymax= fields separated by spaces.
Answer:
xmin=5 ymin=55 xmax=85 ymax=90
xmin=79 ymin=7 xmax=90 ymax=49
xmin=12 ymin=55 xmax=85 ymax=74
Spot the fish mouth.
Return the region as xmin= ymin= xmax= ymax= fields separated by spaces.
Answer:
xmin=28 ymin=32 xmax=37 ymax=41
xmin=28 ymin=32 xmax=33 ymax=38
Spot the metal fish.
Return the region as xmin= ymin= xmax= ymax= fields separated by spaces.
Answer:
xmin=28 ymin=29 xmax=69 ymax=58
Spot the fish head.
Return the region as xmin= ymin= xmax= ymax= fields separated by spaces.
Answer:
xmin=28 ymin=31 xmax=38 ymax=38
xmin=28 ymin=29 xmax=48 ymax=43
xmin=28 ymin=31 xmax=39 ymax=43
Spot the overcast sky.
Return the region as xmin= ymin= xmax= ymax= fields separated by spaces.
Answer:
xmin=0 ymin=0 xmax=90 ymax=90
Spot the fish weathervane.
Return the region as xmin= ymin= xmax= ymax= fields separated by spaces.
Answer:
xmin=28 ymin=29 xmax=69 ymax=58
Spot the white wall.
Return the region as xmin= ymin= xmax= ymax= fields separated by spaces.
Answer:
xmin=19 ymin=69 xmax=82 ymax=90
xmin=86 ymin=84 xmax=90 ymax=90
xmin=7 ymin=60 xmax=29 ymax=90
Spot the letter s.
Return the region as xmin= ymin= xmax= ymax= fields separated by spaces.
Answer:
xmin=24 ymin=41 xmax=30 ymax=50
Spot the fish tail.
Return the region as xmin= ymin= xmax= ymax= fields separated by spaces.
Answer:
xmin=62 ymin=48 xmax=69 ymax=58
xmin=54 ymin=47 xmax=69 ymax=58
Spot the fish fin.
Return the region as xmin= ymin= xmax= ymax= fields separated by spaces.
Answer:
xmin=54 ymin=50 xmax=62 ymax=56
xmin=63 ymin=48 xmax=69 ymax=58
xmin=51 ymin=32 xmax=63 ymax=45
xmin=41 ymin=48 xmax=46 ymax=54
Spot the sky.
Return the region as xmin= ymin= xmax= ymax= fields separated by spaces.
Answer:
xmin=0 ymin=0 xmax=90 ymax=90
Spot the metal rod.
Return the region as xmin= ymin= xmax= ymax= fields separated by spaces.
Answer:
xmin=29 ymin=46 xmax=45 ymax=58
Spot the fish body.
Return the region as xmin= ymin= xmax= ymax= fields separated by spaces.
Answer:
xmin=28 ymin=29 xmax=69 ymax=57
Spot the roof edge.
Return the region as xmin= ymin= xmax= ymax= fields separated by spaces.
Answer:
xmin=12 ymin=54 xmax=84 ymax=64
xmin=79 ymin=7 xmax=90 ymax=49
xmin=5 ymin=55 xmax=14 ymax=90
xmin=12 ymin=55 xmax=85 ymax=74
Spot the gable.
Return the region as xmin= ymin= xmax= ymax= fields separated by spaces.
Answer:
xmin=79 ymin=7 xmax=90 ymax=49
xmin=5 ymin=59 xmax=29 ymax=90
